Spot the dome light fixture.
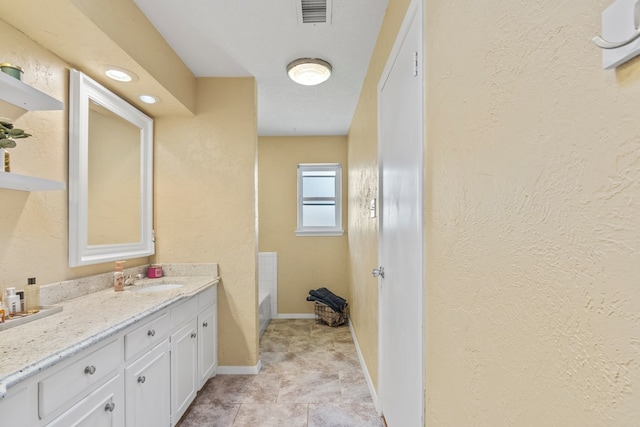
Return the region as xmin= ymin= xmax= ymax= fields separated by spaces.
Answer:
xmin=139 ymin=95 xmax=158 ymax=104
xmin=287 ymin=58 xmax=332 ymax=86
xmin=104 ymin=67 xmax=137 ymax=82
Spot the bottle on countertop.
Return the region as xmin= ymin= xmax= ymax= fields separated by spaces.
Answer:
xmin=5 ymin=287 xmax=20 ymax=315
xmin=26 ymin=277 xmax=40 ymax=314
xmin=114 ymin=261 xmax=125 ymax=292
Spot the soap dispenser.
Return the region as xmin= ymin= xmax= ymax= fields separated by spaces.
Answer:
xmin=114 ymin=261 xmax=125 ymax=292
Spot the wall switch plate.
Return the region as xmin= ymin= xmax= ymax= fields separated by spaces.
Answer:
xmin=370 ymin=198 xmax=376 ymax=218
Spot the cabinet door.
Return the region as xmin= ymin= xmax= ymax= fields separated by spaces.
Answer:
xmin=0 ymin=385 xmax=30 ymax=427
xmin=125 ymin=340 xmax=170 ymax=427
xmin=170 ymin=319 xmax=198 ymax=424
xmin=46 ymin=374 xmax=124 ymax=427
xmin=198 ymin=303 xmax=217 ymax=388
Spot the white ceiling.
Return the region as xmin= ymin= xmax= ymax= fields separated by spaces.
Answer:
xmin=133 ymin=0 xmax=389 ymax=136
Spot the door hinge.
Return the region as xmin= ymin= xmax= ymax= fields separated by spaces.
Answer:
xmin=412 ymin=51 xmax=419 ymax=77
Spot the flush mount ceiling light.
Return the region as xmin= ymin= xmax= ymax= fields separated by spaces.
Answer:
xmin=139 ymin=95 xmax=158 ymax=104
xmin=104 ymin=67 xmax=137 ymax=82
xmin=287 ymin=58 xmax=332 ymax=86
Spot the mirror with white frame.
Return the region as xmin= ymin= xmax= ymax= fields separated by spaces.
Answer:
xmin=68 ymin=69 xmax=154 ymax=267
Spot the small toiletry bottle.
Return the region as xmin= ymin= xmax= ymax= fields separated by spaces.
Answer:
xmin=114 ymin=261 xmax=125 ymax=292
xmin=26 ymin=277 xmax=40 ymax=314
xmin=5 ymin=287 xmax=20 ymax=315
xmin=16 ymin=290 xmax=25 ymax=314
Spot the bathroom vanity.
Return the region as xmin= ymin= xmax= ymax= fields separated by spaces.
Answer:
xmin=0 ymin=268 xmax=219 ymax=427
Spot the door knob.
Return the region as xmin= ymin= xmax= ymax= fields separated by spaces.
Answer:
xmin=372 ymin=266 xmax=385 ymax=278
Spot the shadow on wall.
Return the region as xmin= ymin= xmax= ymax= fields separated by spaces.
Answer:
xmin=215 ymin=278 xmax=255 ymax=366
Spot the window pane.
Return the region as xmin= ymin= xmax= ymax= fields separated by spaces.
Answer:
xmin=302 ymin=203 xmax=336 ymax=227
xmin=302 ymin=175 xmax=335 ymax=198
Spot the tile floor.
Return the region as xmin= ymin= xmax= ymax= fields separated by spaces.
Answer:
xmin=177 ymin=319 xmax=383 ymax=427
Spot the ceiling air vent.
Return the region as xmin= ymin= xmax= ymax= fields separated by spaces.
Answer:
xmin=298 ymin=0 xmax=332 ymax=24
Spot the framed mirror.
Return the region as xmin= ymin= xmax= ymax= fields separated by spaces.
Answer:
xmin=69 ymin=69 xmax=154 ymax=267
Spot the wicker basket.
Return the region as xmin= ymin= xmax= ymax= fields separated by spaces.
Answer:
xmin=314 ymin=301 xmax=347 ymax=327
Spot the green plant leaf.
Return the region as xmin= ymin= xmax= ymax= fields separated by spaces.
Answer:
xmin=0 ymin=140 xmax=17 ymax=149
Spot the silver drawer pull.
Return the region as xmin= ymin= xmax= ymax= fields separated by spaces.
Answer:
xmin=147 ymin=329 xmax=156 ymax=337
xmin=137 ymin=375 xmax=146 ymax=384
xmin=104 ymin=402 xmax=116 ymax=412
xmin=191 ymin=332 xmax=197 ymax=338
xmin=84 ymin=365 xmax=96 ymax=375
xmin=202 ymin=322 xmax=208 ymax=328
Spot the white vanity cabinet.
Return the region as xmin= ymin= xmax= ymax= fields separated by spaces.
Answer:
xmin=123 ymin=311 xmax=171 ymax=427
xmin=170 ymin=285 xmax=218 ymax=425
xmin=198 ymin=287 xmax=218 ymax=388
xmin=125 ymin=341 xmax=170 ymax=427
xmin=170 ymin=317 xmax=198 ymax=422
xmin=0 ymin=282 xmax=217 ymax=427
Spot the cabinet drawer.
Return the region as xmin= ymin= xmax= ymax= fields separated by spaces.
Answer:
xmin=124 ymin=312 xmax=170 ymax=361
xmin=45 ymin=374 xmax=124 ymax=427
xmin=198 ymin=285 xmax=217 ymax=311
xmin=39 ymin=339 xmax=121 ymax=420
xmin=171 ymin=296 xmax=198 ymax=329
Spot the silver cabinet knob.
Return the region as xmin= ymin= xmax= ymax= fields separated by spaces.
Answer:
xmin=191 ymin=332 xmax=197 ymax=338
xmin=202 ymin=321 xmax=208 ymax=328
xmin=137 ymin=375 xmax=146 ymax=384
xmin=147 ymin=329 xmax=156 ymax=337
xmin=104 ymin=402 xmax=116 ymax=412
xmin=84 ymin=365 xmax=96 ymax=375
xmin=372 ymin=266 xmax=385 ymax=278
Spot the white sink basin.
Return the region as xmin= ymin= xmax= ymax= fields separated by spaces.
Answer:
xmin=131 ymin=283 xmax=184 ymax=293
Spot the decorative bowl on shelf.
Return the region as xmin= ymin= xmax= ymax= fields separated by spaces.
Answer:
xmin=0 ymin=63 xmax=23 ymax=80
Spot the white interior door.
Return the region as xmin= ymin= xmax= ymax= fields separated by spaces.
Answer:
xmin=377 ymin=0 xmax=424 ymax=425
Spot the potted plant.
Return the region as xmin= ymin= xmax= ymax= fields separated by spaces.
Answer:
xmin=0 ymin=120 xmax=31 ymax=172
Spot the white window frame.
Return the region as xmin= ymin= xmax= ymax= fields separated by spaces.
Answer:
xmin=295 ymin=163 xmax=344 ymax=236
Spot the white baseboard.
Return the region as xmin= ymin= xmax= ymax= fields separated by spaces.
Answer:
xmin=216 ymin=360 xmax=262 ymax=375
xmin=349 ymin=318 xmax=380 ymax=415
xmin=276 ymin=313 xmax=315 ymax=319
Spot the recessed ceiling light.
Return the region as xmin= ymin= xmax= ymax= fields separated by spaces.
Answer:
xmin=104 ymin=67 xmax=136 ymax=82
xmin=139 ymin=95 xmax=158 ymax=104
xmin=287 ymin=58 xmax=332 ymax=86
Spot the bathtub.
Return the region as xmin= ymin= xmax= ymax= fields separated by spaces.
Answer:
xmin=259 ymin=291 xmax=271 ymax=338
xmin=258 ymin=252 xmax=277 ymax=338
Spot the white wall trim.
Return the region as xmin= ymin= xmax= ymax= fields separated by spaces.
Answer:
xmin=216 ymin=360 xmax=262 ymax=375
xmin=349 ymin=318 xmax=380 ymax=415
xmin=277 ymin=313 xmax=315 ymax=319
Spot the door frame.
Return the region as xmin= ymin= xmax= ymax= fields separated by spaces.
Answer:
xmin=376 ymin=0 xmax=425 ymax=423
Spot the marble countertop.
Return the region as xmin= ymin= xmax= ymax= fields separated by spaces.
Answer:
xmin=0 ymin=274 xmax=219 ymax=399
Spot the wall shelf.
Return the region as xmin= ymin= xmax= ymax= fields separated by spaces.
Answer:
xmin=0 ymin=171 xmax=66 ymax=192
xmin=0 ymin=71 xmax=63 ymax=111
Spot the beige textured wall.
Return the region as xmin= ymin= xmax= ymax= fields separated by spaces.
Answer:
xmin=0 ymin=20 xmax=148 ymax=296
xmin=154 ymin=78 xmax=258 ymax=366
xmin=347 ymin=0 xmax=411 ymax=390
xmin=258 ymin=136 xmax=348 ymax=314
xmin=424 ymin=0 xmax=640 ymax=424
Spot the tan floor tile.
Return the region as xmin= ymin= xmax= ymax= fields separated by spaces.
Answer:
xmin=177 ymin=403 xmax=239 ymax=427
xmin=277 ymin=372 xmax=341 ymax=403
xmin=233 ymin=403 xmax=308 ymax=427
xmin=182 ymin=320 xmax=379 ymax=427
xmin=200 ymin=374 xmax=282 ymax=404
xmin=308 ymin=403 xmax=383 ymax=427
